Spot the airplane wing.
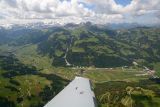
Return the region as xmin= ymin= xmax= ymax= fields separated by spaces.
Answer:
xmin=44 ymin=77 xmax=97 ymax=107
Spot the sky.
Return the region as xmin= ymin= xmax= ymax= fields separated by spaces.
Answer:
xmin=115 ymin=0 xmax=132 ymax=6
xmin=0 ymin=0 xmax=159 ymax=25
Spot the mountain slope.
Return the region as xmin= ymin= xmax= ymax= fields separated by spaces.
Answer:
xmin=0 ymin=25 xmax=160 ymax=68
xmin=37 ymin=27 xmax=160 ymax=68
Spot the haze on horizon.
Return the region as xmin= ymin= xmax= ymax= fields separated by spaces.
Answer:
xmin=0 ymin=0 xmax=159 ymax=25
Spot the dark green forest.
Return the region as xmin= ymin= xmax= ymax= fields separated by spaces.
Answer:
xmin=0 ymin=24 xmax=160 ymax=107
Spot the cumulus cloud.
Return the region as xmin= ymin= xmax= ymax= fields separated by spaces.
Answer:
xmin=0 ymin=0 xmax=159 ymax=25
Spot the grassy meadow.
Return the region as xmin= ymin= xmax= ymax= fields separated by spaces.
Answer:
xmin=0 ymin=44 xmax=160 ymax=107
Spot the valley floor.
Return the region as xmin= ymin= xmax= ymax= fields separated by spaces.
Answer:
xmin=0 ymin=44 xmax=160 ymax=107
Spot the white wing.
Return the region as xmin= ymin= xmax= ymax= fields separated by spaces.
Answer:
xmin=44 ymin=77 xmax=97 ymax=107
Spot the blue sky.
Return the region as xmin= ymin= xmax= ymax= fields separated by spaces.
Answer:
xmin=115 ymin=0 xmax=132 ymax=6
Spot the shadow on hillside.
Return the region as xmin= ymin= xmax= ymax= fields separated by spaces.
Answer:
xmin=0 ymin=97 xmax=15 ymax=107
xmin=38 ymin=73 xmax=69 ymax=103
xmin=0 ymin=54 xmax=38 ymax=78
xmin=0 ymin=54 xmax=69 ymax=107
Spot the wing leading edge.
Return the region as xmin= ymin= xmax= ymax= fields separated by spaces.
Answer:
xmin=44 ymin=77 xmax=97 ymax=107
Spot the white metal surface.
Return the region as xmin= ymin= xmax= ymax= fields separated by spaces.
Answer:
xmin=44 ymin=77 xmax=96 ymax=107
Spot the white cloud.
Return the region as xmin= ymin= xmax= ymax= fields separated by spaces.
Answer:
xmin=0 ymin=0 xmax=159 ymax=25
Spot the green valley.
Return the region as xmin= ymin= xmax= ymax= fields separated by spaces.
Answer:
xmin=0 ymin=24 xmax=160 ymax=107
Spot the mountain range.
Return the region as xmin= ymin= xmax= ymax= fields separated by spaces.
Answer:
xmin=0 ymin=23 xmax=160 ymax=69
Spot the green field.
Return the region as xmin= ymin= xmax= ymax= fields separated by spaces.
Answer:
xmin=0 ymin=43 xmax=160 ymax=107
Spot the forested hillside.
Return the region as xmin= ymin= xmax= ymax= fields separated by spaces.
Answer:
xmin=0 ymin=24 xmax=160 ymax=107
xmin=1 ymin=26 xmax=160 ymax=68
xmin=2 ymin=25 xmax=159 ymax=68
xmin=38 ymin=27 xmax=160 ymax=68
